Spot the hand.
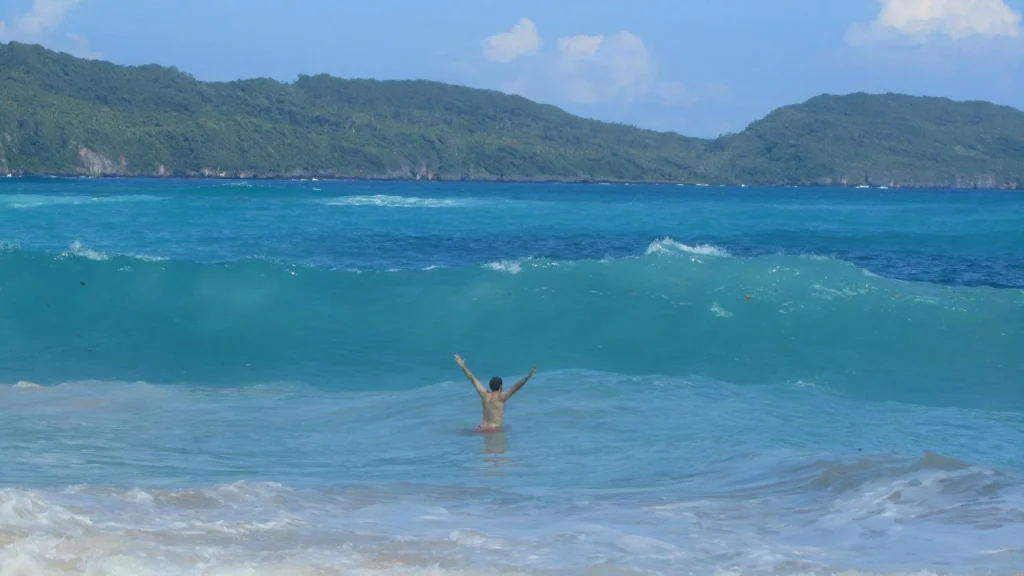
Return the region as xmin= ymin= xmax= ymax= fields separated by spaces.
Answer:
xmin=455 ymin=354 xmax=466 ymax=367
xmin=528 ymin=367 xmax=537 ymax=377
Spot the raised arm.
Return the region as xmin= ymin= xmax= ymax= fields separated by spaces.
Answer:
xmin=455 ymin=354 xmax=487 ymax=396
xmin=502 ymin=367 xmax=537 ymax=400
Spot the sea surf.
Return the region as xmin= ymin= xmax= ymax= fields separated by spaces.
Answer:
xmin=0 ymin=179 xmax=1022 ymax=575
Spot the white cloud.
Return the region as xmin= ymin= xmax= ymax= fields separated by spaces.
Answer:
xmin=601 ymin=32 xmax=656 ymax=99
xmin=482 ymin=19 xmax=723 ymax=111
xmin=65 ymin=31 xmax=101 ymax=59
xmin=849 ymin=0 xmax=1022 ymax=44
xmin=558 ymin=35 xmax=603 ymax=60
xmin=0 ymin=0 xmax=98 ymax=59
xmin=16 ymin=0 xmax=81 ymax=35
xmin=482 ymin=18 xmax=543 ymax=63
xmin=657 ymin=81 xmax=690 ymax=107
xmin=553 ymin=31 xmax=656 ymax=104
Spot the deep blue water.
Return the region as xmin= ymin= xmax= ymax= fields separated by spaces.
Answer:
xmin=0 ymin=178 xmax=1022 ymax=575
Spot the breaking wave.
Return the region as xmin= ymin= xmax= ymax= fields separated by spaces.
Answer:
xmin=0 ymin=240 xmax=1019 ymax=409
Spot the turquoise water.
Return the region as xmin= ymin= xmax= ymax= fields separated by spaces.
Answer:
xmin=0 ymin=178 xmax=1022 ymax=575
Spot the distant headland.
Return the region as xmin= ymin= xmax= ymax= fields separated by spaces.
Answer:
xmin=1 ymin=42 xmax=1022 ymax=189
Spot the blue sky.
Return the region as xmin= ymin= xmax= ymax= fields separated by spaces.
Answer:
xmin=2 ymin=0 xmax=1024 ymax=137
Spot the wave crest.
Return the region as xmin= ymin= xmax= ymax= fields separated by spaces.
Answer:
xmin=646 ymin=237 xmax=731 ymax=257
xmin=483 ymin=260 xmax=524 ymax=274
xmin=0 ymin=243 xmax=1019 ymax=409
xmin=59 ymin=241 xmax=168 ymax=262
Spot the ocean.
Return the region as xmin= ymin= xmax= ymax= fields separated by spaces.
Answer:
xmin=0 ymin=178 xmax=1022 ymax=575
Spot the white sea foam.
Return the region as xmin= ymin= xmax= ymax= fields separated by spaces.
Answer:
xmin=799 ymin=253 xmax=837 ymax=261
xmin=0 ymin=194 xmax=166 ymax=209
xmin=125 ymin=252 xmax=169 ymax=262
xmin=319 ymin=195 xmax=474 ymax=208
xmin=63 ymin=240 xmax=110 ymax=261
xmin=811 ymin=284 xmax=868 ymax=300
xmin=711 ymin=302 xmax=733 ymax=318
xmin=0 ymin=477 xmax=1015 ymax=576
xmin=59 ymin=241 xmax=168 ymax=263
xmin=483 ymin=260 xmax=523 ymax=274
xmin=646 ymin=237 xmax=731 ymax=257
xmin=0 ymin=483 xmax=532 ymax=575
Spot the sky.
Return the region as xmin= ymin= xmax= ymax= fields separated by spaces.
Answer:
xmin=2 ymin=0 xmax=1024 ymax=137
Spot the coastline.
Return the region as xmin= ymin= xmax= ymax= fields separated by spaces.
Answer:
xmin=2 ymin=171 xmax=1021 ymax=191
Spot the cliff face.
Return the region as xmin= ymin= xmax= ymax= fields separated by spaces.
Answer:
xmin=2 ymin=43 xmax=1024 ymax=188
xmin=0 ymin=132 xmax=10 ymax=175
xmin=77 ymin=147 xmax=127 ymax=176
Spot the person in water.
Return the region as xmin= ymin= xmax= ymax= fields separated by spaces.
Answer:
xmin=455 ymin=354 xmax=536 ymax=432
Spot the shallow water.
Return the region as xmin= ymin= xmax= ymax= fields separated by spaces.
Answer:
xmin=0 ymin=179 xmax=1022 ymax=575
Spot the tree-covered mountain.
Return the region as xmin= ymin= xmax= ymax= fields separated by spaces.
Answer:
xmin=708 ymin=93 xmax=1024 ymax=188
xmin=1 ymin=42 xmax=1022 ymax=188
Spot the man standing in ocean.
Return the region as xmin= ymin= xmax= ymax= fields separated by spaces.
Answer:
xmin=455 ymin=354 xmax=536 ymax=432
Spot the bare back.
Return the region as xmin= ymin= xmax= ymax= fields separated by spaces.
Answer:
xmin=478 ymin=391 xmax=508 ymax=431
xmin=454 ymin=355 xmax=536 ymax=432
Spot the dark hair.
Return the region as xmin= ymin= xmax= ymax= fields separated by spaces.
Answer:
xmin=489 ymin=376 xmax=503 ymax=391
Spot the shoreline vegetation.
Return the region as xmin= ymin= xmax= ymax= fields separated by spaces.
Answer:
xmin=0 ymin=173 xmax=908 ymax=190
xmin=2 ymin=43 xmax=1024 ymax=189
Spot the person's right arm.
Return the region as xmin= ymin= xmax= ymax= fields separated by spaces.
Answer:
xmin=455 ymin=354 xmax=487 ymax=396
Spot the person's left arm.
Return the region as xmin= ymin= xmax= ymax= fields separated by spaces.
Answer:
xmin=502 ymin=367 xmax=537 ymax=400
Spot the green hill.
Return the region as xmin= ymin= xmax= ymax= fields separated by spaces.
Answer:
xmin=1 ymin=42 xmax=1022 ymax=188
xmin=711 ymin=93 xmax=1024 ymax=188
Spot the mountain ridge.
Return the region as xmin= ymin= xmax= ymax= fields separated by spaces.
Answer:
xmin=1 ymin=42 xmax=1022 ymax=188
